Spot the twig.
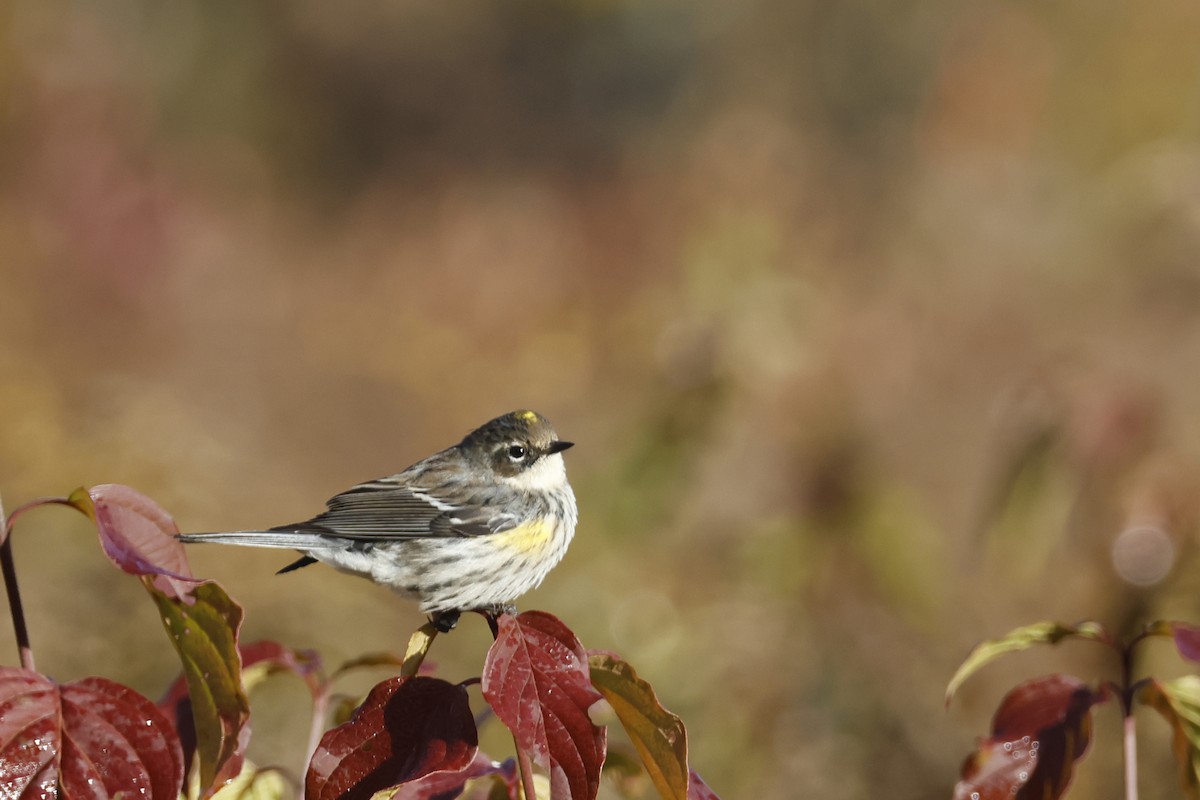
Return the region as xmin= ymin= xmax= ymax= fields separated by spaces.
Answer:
xmin=1123 ymin=714 xmax=1138 ymax=800
xmin=301 ymin=690 xmax=330 ymax=800
xmin=400 ymin=622 xmax=439 ymax=678
xmin=0 ymin=495 xmax=35 ymax=671
xmin=1119 ymin=638 xmax=1139 ymax=800
xmin=514 ymin=734 xmax=537 ymax=800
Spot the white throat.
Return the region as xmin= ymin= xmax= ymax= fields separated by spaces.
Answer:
xmin=506 ymin=452 xmax=568 ymax=492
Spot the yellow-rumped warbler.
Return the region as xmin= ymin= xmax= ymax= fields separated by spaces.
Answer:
xmin=179 ymin=410 xmax=576 ymax=630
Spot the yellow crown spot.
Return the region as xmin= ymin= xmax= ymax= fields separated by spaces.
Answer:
xmin=517 ymin=410 xmax=539 ymax=423
xmin=493 ymin=518 xmax=554 ymax=555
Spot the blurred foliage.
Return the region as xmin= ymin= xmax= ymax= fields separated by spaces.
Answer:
xmin=3 ymin=1 xmax=1200 ymax=797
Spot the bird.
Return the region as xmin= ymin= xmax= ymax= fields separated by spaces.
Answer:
xmin=179 ymin=410 xmax=577 ymax=631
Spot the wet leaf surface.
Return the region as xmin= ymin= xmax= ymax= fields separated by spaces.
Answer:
xmin=482 ymin=611 xmax=606 ymax=800
xmin=306 ymin=676 xmax=477 ymax=800
xmin=150 ymin=579 xmax=250 ymax=795
xmin=0 ymin=667 xmax=184 ymax=799
xmin=953 ymin=674 xmax=1102 ymax=800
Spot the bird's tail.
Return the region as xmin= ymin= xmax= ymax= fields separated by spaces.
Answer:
xmin=177 ymin=531 xmax=322 ymax=549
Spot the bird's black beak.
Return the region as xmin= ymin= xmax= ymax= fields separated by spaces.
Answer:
xmin=547 ymin=440 xmax=574 ymax=454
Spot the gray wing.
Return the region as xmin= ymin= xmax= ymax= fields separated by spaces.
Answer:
xmin=269 ymin=477 xmax=511 ymax=540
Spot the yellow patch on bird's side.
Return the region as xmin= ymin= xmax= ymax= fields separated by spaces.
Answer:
xmin=493 ymin=518 xmax=554 ymax=554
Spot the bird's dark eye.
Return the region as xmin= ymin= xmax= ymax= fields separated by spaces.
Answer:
xmin=507 ymin=444 xmax=527 ymax=461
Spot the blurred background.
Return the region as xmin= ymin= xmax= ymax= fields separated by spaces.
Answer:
xmin=3 ymin=1 xmax=1200 ymax=797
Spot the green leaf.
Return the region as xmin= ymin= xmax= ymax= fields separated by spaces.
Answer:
xmin=1140 ymin=676 xmax=1200 ymax=799
xmin=589 ymin=653 xmax=688 ymax=800
xmin=946 ymin=621 xmax=1107 ymax=706
xmin=149 ymin=578 xmax=250 ymax=796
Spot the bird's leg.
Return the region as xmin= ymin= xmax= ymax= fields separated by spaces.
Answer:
xmin=472 ymin=604 xmax=518 ymax=639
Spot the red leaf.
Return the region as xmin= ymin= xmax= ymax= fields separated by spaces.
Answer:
xmin=40 ymin=485 xmax=247 ymax=797
xmin=1171 ymin=622 xmax=1200 ymax=663
xmin=0 ymin=669 xmax=57 ymax=794
xmin=953 ymin=675 xmax=1102 ymax=800
xmin=306 ymin=676 xmax=478 ymax=800
xmin=85 ymin=484 xmax=198 ymax=599
xmin=687 ymin=770 xmax=721 ymax=800
xmin=482 ymin=611 xmax=607 ymax=800
xmin=0 ymin=668 xmax=184 ymax=799
xmin=387 ymin=752 xmax=517 ymax=800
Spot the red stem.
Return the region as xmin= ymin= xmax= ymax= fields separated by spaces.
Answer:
xmin=1119 ymin=639 xmax=1139 ymax=800
xmin=1123 ymin=714 xmax=1138 ymax=800
xmin=0 ymin=496 xmax=35 ymax=671
xmin=301 ymin=690 xmax=330 ymax=800
xmin=514 ymin=736 xmax=537 ymax=800
xmin=1 ymin=496 xmax=82 ymax=672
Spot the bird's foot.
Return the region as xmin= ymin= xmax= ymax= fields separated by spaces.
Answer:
xmin=429 ymin=610 xmax=461 ymax=633
xmin=430 ymin=605 xmax=516 ymax=635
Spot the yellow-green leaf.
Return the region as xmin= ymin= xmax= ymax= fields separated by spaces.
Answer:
xmin=1140 ymin=676 xmax=1200 ymax=799
xmin=149 ymin=578 xmax=250 ymax=795
xmin=402 ymin=622 xmax=440 ymax=678
xmin=946 ymin=621 xmax=1107 ymax=706
xmin=66 ymin=486 xmax=96 ymax=521
xmin=589 ymin=653 xmax=688 ymax=800
xmin=209 ymin=764 xmax=289 ymax=800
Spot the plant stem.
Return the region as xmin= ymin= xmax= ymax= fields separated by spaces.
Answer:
xmin=400 ymin=622 xmax=439 ymax=678
xmin=1123 ymin=714 xmax=1138 ymax=800
xmin=514 ymin=734 xmax=537 ymax=800
xmin=1119 ymin=636 xmax=1138 ymax=800
xmin=303 ymin=690 xmax=330 ymax=800
xmin=0 ymin=496 xmax=35 ymax=671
